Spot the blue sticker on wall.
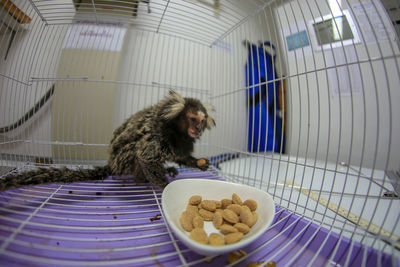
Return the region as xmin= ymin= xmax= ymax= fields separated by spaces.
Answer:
xmin=286 ymin=30 xmax=310 ymax=51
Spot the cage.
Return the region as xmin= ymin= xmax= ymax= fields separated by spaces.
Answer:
xmin=0 ymin=0 xmax=399 ymax=266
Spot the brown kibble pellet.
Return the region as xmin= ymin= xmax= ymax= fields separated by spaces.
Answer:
xmin=209 ymin=233 xmax=225 ymax=246
xmin=227 ymin=250 xmax=247 ymax=263
xmin=193 ymin=215 xmax=204 ymax=228
xmin=186 ymin=205 xmax=200 ymax=222
xmin=212 ymin=200 xmax=222 ymax=209
xmin=213 ymin=212 xmax=223 ymax=229
xmin=252 ymin=211 xmax=258 ymax=219
xmin=201 ymin=200 xmax=217 ymax=212
xmin=222 ymin=209 xmax=239 ymax=224
xmin=228 ymin=252 xmax=240 ymax=264
xmin=186 ymin=205 xmax=199 ymax=218
xmin=199 ymin=209 xmax=214 ymax=221
xmin=242 ymin=205 xmax=251 ymax=211
xmin=197 ymin=158 xmax=207 ymax=167
xmin=189 ymin=195 xmax=202 ymax=205
xmin=247 ymin=262 xmax=264 ymax=267
xmin=222 ymin=220 xmax=234 ymax=226
xmin=180 ymin=211 xmax=193 ymax=232
xmin=232 ymin=193 xmax=243 ymax=205
xmin=204 ymin=256 xmax=213 ymax=263
xmin=227 ymin=204 xmax=243 ymax=215
xmin=225 ymin=232 xmax=244 ymax=244
xmin=221 ymin=199 xmax=232 ymax=209
xmin=190 ymin=228 xmax=208 ymax=244
xmin=240 ymin=206 xmax=254 ymax=227
xmin=182 ymin=193 xmax=259 ymax=247
xmin=234 ymin=223 xmax=251 ymax=234
xmin=243 ymin=199 xmax=258 ymax=211
xmin=248 ymin=212 xmax=258 ymax=227
xmin=215 ymin=208 xmax=223 ymax=215
xmin=219 ymin=224 xmax=238 ymax=234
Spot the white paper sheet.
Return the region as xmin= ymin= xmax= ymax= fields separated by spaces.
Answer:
xmin=351 ymin=0 xmax=395 ymax=44
xmin=63 ymin=23 xmax=126 ymax=51
xmin=326 ymin=46 xmax=363 ymax=97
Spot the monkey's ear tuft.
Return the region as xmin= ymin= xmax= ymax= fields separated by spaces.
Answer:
xmin=203 ymin=103 xmax=215 ymax=113
xmin=206 ymin=115 xmax=216 ymax=129
xmin=203 ymin=103 xmax=216 ymax=129
xmin=169 ymin=90 xmax=185 ymax=104
xmin=161 ymin=91 xmax=186 ymax=120
xmin=161 ymin=102 xmax=185 ymax=120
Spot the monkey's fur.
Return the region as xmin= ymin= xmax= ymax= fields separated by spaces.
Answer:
xmin=0 ymin=91 xmax=215 ymax=191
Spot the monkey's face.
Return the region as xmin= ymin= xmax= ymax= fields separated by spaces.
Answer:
xmin=186 ymin=110 xmax=207 ymax=138
xmin=163 ymin=91 xmax=215 ymax=138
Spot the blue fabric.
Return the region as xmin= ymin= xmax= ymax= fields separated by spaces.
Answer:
xmin=209 ymin=153 xmax=240 ymax=169
xmin=245 ymin=42 xmax=285 ymax=153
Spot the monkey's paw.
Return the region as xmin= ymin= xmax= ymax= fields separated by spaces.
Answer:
xmin=166 ymin=167 xmax=179 ymax=178
xmin=196 ymin=158 xmax=210 ymax=171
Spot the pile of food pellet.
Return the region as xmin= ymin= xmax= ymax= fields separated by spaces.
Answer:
xmin=179 ymin=193 xmax=258 ymax=246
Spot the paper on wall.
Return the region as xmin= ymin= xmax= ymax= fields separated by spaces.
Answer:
xmin=327 ymin=0 xmax=394 ymax=96
xmin=351 ymin=0 xmax=396 ymax=44
xmin=326 ymin=46 xmax=363 ymax=97
xmin=63 ymin=23 xmax=126 ymax=51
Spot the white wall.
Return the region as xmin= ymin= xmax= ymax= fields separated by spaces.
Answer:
xmin=113 ymin=28 xmax=216 ymax=158
xmin=0 ymin=0 xmax=285 ymax=162
xmin=0 ymin=0 xmax=270 ymax=162
xmin=0 ymin=1 xmax=74 ymax=159
xmin=207 ymin=5 xmax=282 ymax=158
xmin=274 ymin=0 xmax=400 ymax=170
xmin=112 ymin=2 xmax=278 ymax=159
xmin=3 ymin=0 xmax=397 ymax=171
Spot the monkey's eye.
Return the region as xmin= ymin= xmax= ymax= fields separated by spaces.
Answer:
xmin=189 ymin=117 xmax=196 ymax=122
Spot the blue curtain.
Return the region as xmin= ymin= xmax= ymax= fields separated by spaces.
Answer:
xmin=245 ymin=41 xmax=285 ymax=153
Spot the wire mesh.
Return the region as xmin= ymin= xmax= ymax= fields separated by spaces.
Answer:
xmin=0 ymin=0 xmax=399 ymax=266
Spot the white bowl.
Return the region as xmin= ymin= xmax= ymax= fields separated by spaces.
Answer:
xmin=161 ymin=179 xmax=275 ymax=256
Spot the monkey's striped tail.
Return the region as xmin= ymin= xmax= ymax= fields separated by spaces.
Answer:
xmin=0 ymin=165 xmax=112 ymax=191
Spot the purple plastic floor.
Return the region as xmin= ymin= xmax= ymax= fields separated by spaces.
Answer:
xmin=0 ymin=169 xmax=397 ymax=266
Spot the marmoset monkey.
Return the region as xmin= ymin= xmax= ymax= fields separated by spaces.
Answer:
xmin=0 ymin=90 xmax=215 ymax=190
